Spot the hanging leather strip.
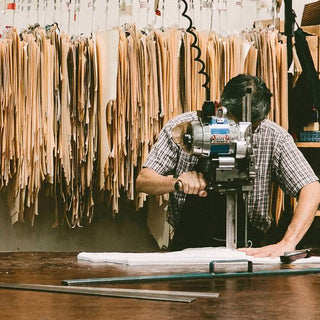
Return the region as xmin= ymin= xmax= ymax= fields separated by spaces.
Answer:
xmin=96 ymin=30 xmax=119 ymax=191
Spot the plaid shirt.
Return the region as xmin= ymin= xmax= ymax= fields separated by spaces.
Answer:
xmin=143 ymin=112 xmax=319 ymax=231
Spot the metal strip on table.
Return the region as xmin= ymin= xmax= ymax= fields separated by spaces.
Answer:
xmin=0 ymin=282 xmax=196 ymax=303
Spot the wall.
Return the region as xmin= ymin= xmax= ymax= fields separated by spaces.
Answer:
xmin=0 ymin=0 xmax=315 ymax=252
xmin=0 ymin=190 xmax=158 ymax=252
xmin=0 ymin=0 xmax=311 ymax=36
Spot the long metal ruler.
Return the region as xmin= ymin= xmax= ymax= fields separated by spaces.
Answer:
xmin=0 ymin=282 xmax=218 ymax=303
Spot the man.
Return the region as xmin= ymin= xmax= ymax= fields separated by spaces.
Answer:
xmin=136 ymin=74 xmax=320 ymax=257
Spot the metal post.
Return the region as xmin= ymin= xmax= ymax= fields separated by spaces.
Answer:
xmin=226 ymin=192 xmax=237 ymax=249
xmin=243 ymin=192 xmax=248 ymax=248
xmin=284 ymin=0 xmax=293 ymax=68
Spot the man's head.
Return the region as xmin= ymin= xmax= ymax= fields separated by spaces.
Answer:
xmin=220 ymin=74 xmax=272 ymax=124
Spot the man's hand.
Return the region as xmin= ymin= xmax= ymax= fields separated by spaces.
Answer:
xmin=240 ymin=182 xmax=320 ymax=258
xmin=238 ymin=241 xmax=296 ymax=258
xmin=177 ymin=171 xmax=207 ymax=197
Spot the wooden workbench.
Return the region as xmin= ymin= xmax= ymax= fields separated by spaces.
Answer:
xmin=0 ymin=252 xmax=320 ymax=319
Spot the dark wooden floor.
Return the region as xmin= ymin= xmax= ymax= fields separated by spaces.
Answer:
xmin=1 ymin=252 xmax=320 ymax=319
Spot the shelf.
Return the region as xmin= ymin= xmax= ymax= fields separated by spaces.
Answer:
xmin=296 ymin=142 xmax=320 ymax=148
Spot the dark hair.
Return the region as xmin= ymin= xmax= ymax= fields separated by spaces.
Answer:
xmin=220 ymin=74 xmax=272 ymax=123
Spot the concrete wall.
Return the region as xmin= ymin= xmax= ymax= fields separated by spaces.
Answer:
xmin=0 ymin=190 xmax=158 ymax=252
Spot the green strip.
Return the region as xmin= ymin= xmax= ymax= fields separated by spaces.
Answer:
xmin=62 ymin=273 xmax=215 ymax=285
xmin=62 ymin=267 xmax=320 ymax=286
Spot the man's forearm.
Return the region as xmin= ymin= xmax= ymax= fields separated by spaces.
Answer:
xmin=280 ymin=181 xmax=320 ymax=248
xmin=136 ymin=168 xmax=176 ymax=195
xmin=136 ymin=168 xmax=208 ymax=196
xmin=238 ymin=181 xmax=320 ymax=257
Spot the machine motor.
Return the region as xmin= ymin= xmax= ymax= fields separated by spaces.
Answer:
xmin=182 ymin=94 xmax=256 ymax=193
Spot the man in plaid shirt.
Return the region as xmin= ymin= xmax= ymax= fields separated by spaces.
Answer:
xmin=136 ymin=74 xmax=320 ymax=257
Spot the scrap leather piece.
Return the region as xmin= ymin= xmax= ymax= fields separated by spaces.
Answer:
xmin=96 ymin=30 xmax=119 ymax=190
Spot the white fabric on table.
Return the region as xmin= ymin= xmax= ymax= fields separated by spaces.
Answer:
xmin=77 ymin=247 xmax=320 ymax=266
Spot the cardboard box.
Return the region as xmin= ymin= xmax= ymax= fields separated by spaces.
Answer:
xmin=302 ymin=25 xmax=320 ymax=37
xmin=301 ymin=1 xmax=320 ymax=27
xmin=306 ymin=35 xmax=319 ymax=72
xmin=302 ymin=25 xmax=320 ymax=76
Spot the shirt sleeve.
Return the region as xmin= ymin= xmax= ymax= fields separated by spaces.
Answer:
xmin=274 ymin=133 xmax=319 ymax=197
xmin=143 ymin=125 xmax=179 ymax=176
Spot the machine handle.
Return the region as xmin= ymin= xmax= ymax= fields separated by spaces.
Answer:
xmin=209 ymin=259 xmax=253 ymax=273
xmin=174 ymin=180 xmax=184 ymax=192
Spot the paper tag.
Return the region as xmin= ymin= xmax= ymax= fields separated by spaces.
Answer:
xmin=215 ymin=3 xmax=226 ymax=11
xmin=202 ymin=0 xmax=213 ymax=9
xmin=7 ymin=3 xmax=16 ymax=10
xmin=139 ymin=0 xmax=147 ymax=8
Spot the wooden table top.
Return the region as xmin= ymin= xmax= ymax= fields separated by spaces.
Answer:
xmin=1 ymin=251 xmax=320 ymax=320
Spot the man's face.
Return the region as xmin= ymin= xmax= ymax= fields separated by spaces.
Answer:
xmin=224 ymin=108 xmax=261 ymax=132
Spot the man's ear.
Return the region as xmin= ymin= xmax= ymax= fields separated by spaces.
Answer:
xmin=214 ymin=101 xmax=221 ymax=114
